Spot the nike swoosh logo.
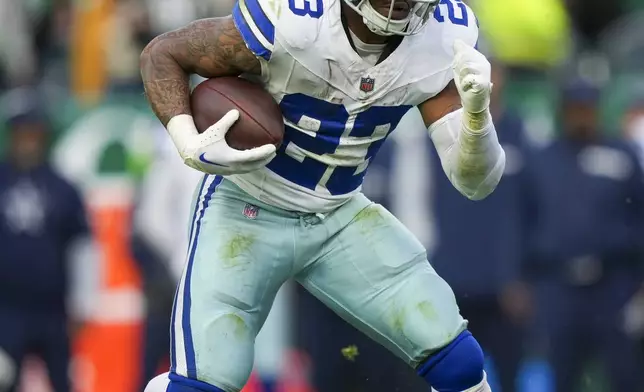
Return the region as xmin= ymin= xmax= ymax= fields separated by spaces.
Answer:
xmin=199 ymin=153 xmax=229 ymax=167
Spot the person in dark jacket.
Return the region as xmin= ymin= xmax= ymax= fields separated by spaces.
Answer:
xmin=0 ymin=88 xmax=91 ymax=392
xmin=523 ymin=79 xmax=644 ymax=392
xmin=620 ymin=91 xmax=644 ymax=354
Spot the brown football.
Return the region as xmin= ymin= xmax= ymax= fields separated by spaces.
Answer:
xmin=190 ymin=77 xmax=284 ymax=150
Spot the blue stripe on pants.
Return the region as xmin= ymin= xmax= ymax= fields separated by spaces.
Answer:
xmin=170 ymin=175 xmax=208 ymax=374
xmin=183 ymin=175 xmax=222 ymax=378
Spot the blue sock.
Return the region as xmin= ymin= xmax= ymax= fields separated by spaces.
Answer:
xmin=166 ymin=372 xmax=226 ymax=392
xmin=261 ymin=378 xmax=278 ymax=392
xmin=417 ymin=330 xmax=485 ymax=392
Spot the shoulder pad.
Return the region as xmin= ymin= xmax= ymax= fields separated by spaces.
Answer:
xmin=232 ymin=0 xmax=280 ymax=61
xmin=233 ymin=0 xmax=336 ymax=58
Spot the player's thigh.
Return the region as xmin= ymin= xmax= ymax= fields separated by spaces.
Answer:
xmin=298 ymin=203 xmax=466 ymax=368
xmin=172 ymin=176 xmax=292 ymax=390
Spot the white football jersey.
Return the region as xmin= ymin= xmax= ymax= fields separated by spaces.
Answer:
xmin=228 ymin=0 xmax=478 ymax=213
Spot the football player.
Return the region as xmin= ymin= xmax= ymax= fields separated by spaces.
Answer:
xmin=140 ymin=0 xmax=505 ymax=391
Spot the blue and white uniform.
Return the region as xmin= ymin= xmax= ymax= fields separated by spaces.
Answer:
xmin=229 ymin=0 xmax=477 ymax=212
xmin=163 ymin=1 xmax=482 ymax=391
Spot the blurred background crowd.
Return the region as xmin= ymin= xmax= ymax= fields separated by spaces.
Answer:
xmin=1 ymin=0 xmax=644 ymax=391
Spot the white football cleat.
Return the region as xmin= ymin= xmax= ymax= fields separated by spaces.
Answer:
xmin=144 ymin=372 xmax=170 ymax=392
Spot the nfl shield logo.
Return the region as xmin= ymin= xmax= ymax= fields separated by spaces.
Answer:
xmin=242 ymin=203 xmax=259 ymax=219
xmin=360 ymin=77 xmax=375 ymax=93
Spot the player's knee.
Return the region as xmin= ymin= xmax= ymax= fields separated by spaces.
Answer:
xmin=417 ymin=330 xmax=485 ymax=392
xmin=149 ymin=372 xmax=227 ymax=392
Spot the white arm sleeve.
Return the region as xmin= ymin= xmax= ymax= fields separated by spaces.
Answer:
xmin=428 ymin=108 xmax=505 ymax=200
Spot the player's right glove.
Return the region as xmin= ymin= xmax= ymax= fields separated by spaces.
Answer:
xmin=166 ymin=110 xmax=277 ymax=175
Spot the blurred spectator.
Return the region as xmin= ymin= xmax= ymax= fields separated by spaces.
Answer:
xmin=130 ymin=126 xmax=203 ymax=389
xmin=107 ymin=0 xmax=155 ymax=92
xmin=622 ymin=88 xmax=644 ymax=166
xmin=0 ymin=0 xmax=71 ymax=89
xmin=429 ymin=62 xmax=532 ymax=392
xmin=564 ymin=0 xmax=626 ymax=44
xmin=0 ymin=87 xmax=97 ymax=392
xmin=144 ymin=0 xmax=235 ymax=34
xmin=619 ymin=89 xmax=644 ymax=354
xmin=0 ymin=0 xmax=37 ymax=87
xmin=523 ymin=79 xmax=644 ymax=391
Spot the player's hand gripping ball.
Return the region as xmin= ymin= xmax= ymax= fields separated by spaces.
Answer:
xmin=175 ymin=110 xmax=275 ymax=176
xmin=452 ymin=39 xmax=492 ymax=114
xmin=177 ymin=77 xmax=284 ymax=176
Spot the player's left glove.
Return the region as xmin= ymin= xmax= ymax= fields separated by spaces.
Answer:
xmin=452 ymin=39 xmax=492 ymax=114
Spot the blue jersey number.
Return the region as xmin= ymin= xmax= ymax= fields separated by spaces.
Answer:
xmin=266 ymin=94 xmax=411 ymax=195
xmin=288 ymin=0 xmax=324 ymax=18
xmin=433 ymin=0 xmax=469 ymax=26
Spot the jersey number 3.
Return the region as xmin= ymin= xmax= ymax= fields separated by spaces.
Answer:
xmin=266 ymin=94 xmax=410 ymax=196
xmin=288 ymin=0 xmax=324 ymax=18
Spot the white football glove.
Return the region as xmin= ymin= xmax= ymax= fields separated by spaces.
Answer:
xmin=167 ymin=110 xmax=277 ymax=175
xmin=452 ymin=39 xmax=493 ymax=114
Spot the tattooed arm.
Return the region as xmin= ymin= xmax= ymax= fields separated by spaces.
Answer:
xmin=140 ymin=16 xmax=261 ymax=127
xmin=139 ymin=16 xmax=276 ymax=176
